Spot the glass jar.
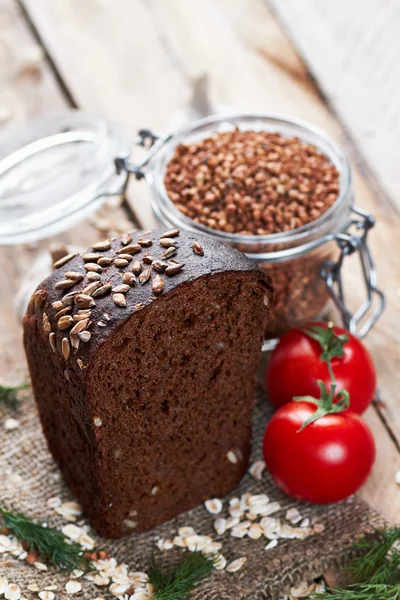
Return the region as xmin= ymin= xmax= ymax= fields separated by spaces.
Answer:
xmin=118 ymin=114 xmax=385 ymax=348
xmin=0 ymin=110 xmax=130 ymax=244
xmin=0 ymin=110 xmax=384 ymax=347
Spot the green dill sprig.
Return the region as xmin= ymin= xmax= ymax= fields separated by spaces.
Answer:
xmin=0 ymin=508 xmax=94 ymax=572
xmin=149 ymin=551 xmax=215 ymax=599
xmin=315 ymin=583 xmax=400 ymax=599
xmin=313 ymin=528 xmax=400 ymax=600
xmin=0 ymin=383 xmax=28 ymax=408
xmin=349 ymin=528 xmax=400 ymax=585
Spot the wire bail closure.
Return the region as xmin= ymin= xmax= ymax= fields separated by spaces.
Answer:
xmin=115 ymin=129 xmax=168 ymax=181
xmin=320 ymin=206 xmax=385 ymax=338
xmin=115 ymin=128 xmax=385 ymax=339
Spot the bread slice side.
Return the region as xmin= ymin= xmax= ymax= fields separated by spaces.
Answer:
xmin=81 ymin=271 xmax=265 ymax=537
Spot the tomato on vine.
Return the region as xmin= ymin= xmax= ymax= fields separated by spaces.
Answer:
xmin=262 ymin=400 xmax=376 ymax=503
xmin=265 ymin=322 xmax=376 ymax=414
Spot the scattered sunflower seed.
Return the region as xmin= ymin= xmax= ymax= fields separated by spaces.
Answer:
xmin=162 ymin=246 xmax=177 ymax=259
xmin=152 ymin=275 xmax=164 ymax=295
xmin=165 ymin=263 xmax=184 ymax=276
xmin=81 ymin=281 xmax=101 ymax=296
xmin=70 ymin=335 xmax=80 ymax=351
xmin=55 ymin=279 xmax=76 ymax=291
xmin=97 ymin=257 xmax=113 ymax=267
xmin=34 ymin=290 xmax=46 ymax=308
xmin=58 ymin=315 xmax=74 ymax=330
xmin=118 ymin=255 xmax=134 ymax=264
xmin=62 ymin=338 xmax=70 ymax=360
xmin=64 ymin=369 xmax=71 ymax=382
xmin=53 ymin=253 xmax=77 ymax=269
xmin=92 ymin=283 xmax=112 ymax=298
xmin=159 ymin=238 xmax=178 ymax=248
xmin=113 ymin=293 xmax=127 ymax=307
xmin=117 ymin=244 xmax=140 ymax=255
xmin=52 ymin=300 xmax=64 ymax=310
xmin=120 ymin=232 xmax=132 ymax=246
xmin=112 ymin=284 xmax=130 ymax=294
xmin=82 ymin=252 xmax=102 ymax=262
xmin=64 ymin=271 xmax=84 ymax=281
xmin=42 ymin=313 xmax=52 ymax=333
xmin=92 ymin=240 xmax=112 ymax=251
xmin=75 ymin=294 xmax=95 ymax=309
xmin=132 ymin=261 xmax=142 ymax=275
xmin=114 ymin=258 xmax=129 ymax=268
xmin=78 ymin=331 xmax=91 ymax=343
xmin=61 ymin=291 xmax=79 ymax=306
xmin=73 ymin=310 xmax=91 ymax=321
xmin=122 ymin=272 xmax=136 ymax=285
xmin=139 ymin=268 xmax=151 ymax=285
xmin=86 ymin=271 xmax=102 ymax=282
xmin=49 ymin=332 xmax=56 ymax=353
xmin=138 ymin=238 xmax=152 ymax=247
xmin=92 ymin=284 xmax=112 ymax=298
xmin=160 ymin=228 xmax=180 ymax=238
xmin=84 ymin=263 xmax=102 ymax=273
xmin=77 ymin=359 xmax=87 ymax=370
xmin=152 ymin=260 xmax=168 ymax=273
xmin=70 ymin=319 xmax=89 ymax=337
xmin=142 ymin=255 xmax=154 ymax=264
xmin=192 ymin=240 xmax=204 ymax=256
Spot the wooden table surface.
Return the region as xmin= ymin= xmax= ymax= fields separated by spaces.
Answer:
xmin=0 ymin=0 xmax=399 ymax=524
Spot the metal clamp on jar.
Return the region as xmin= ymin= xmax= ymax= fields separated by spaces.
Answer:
xmin=116 ymin=114 xmax=385 ymax=349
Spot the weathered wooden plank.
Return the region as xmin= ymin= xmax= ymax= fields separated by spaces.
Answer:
xmin=269 ymin=0 xmax=400 ymax=212
xmin=18 ymin=0 xmax=400 ymax=521
xmin=361 ymin=406 xmax=400 ymax=524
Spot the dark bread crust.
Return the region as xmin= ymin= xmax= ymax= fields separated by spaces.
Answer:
xmin=23 ymin=230 xmax=272 ymax=537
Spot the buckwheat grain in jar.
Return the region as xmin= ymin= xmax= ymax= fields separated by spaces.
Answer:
xmin=125 ymin=114 xmax=384 ymax=348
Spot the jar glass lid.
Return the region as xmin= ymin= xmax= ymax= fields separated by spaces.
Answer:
xmin=0 ymin=109 xmax=131 ymax=244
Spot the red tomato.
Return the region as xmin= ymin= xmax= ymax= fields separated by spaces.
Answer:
xmin=263 ymin=401 xmax=376 ymax=503
xmin=265 ymin=322 xmax=376 ymax=414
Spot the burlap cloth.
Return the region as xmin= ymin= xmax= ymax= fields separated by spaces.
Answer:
xmin=1 ymin=385 xmax=384 ymax=599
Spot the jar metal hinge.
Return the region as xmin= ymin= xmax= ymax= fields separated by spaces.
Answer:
xmin=320 ymin=206 xmax=385 ymax=338
xmin=115 ymin=130 xmax=169 ymax=181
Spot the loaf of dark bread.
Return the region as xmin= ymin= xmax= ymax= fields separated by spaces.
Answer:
xmin=23 ymin=229 xmax=272 ymax=538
